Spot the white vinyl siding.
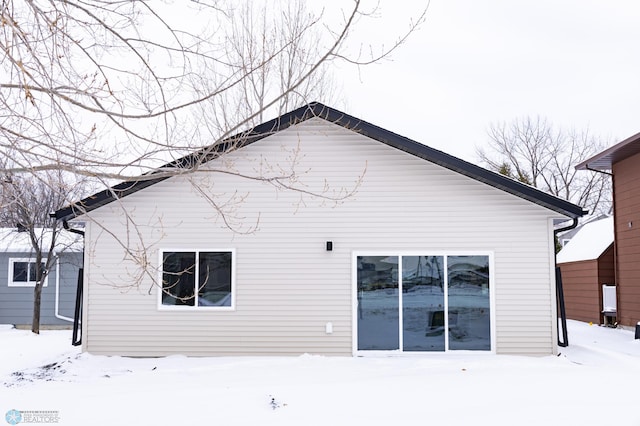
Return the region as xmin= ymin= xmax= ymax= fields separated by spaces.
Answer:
xmin=80 ymin=118 xmax=562 ymax=356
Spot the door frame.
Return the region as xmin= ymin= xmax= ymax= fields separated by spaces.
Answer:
xmin=351 ymin=251 xmax=496 ymax=356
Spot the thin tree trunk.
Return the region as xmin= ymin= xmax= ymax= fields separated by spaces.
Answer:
xmin=32 ymin=282 xmax=42 ymax=334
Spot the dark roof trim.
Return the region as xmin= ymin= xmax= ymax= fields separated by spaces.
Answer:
xmin=55 ymin=102 xmax=587 ymax=221
xmin=576 ymin=131 xmax=640 ymax=171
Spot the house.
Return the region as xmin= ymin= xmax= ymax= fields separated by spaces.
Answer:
xmin=577 ymin=132 xmax=640 ymax=329
xmin=0 ymin=228 xmax=82 ymax=327
xmin=556 ymin=217 xmax=615 ymax=324
xmin=556 ymin=214 xmax=611 ymax=248
xmin=54 ymin=103 xmax=586 ymax=357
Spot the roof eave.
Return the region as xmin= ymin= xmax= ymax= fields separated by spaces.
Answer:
xmin=576 ymin=130 xmax=640 ymax=171
xmin=54 ymin=102 xmax=587 ymax=221
xmin=54 ymin=176 xmax=170 ymax=222
xmin=325 ymin=110 xmax=587 ymax=219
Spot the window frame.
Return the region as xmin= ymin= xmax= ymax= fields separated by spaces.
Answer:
xmin=157 ymin=248 xmax=236 ymax=311
xmin=8 ymin=258 xmax=49 ymax=287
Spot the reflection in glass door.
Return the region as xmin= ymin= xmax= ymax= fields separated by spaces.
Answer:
xmin=356 ymin=254 xmax=491 ymax=353
xmin=357 ymin=256 xmax=399 ymax=350
xmin=447 ymin=256 xmax=491 ymax=350
xmin=402 ymin=256 xmax=445 ymax=351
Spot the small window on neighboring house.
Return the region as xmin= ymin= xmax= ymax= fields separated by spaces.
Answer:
xmin=160 ymin=250 xmax=234 ymax=309
xmin=8 ymin=258 xmax=48 ymax=287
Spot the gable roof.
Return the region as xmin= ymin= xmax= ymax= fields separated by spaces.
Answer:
xmin=556 ymin=216 xmax=613 ymax=263
xmin=576 ymin=131 xmax=640 ymax=171
xmin=54 ymin=102 xmax=587 ymax=222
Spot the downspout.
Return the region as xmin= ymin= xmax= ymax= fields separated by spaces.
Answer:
xmin=554 ymin=217 xmax=580 ymax=347
xmin=61 ymin=219 xmax=85 ymax=346
xmin=62 ymin=219 xmax=85 ymax=238
xmin=47 ymin=213 xmax=85 ymax=324
xmin=54 ymin=254 xmax=74 ymax=323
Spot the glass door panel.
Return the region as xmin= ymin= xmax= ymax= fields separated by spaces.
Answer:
xmin=357 ymin=256 xmax=399 ymax=350
xmin=402 ymin=256 xmax=445 ymax=351
xmin=447 ymin=255 xmax=491 ymax=350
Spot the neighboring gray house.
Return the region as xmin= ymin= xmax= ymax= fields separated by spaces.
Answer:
xmin=55 ymin=103 xmax=586 ymax=357
xmin=556 ymin=214 xmax=611 ymax=248
xmin=0 ymin=228 xmax=82 ymax=327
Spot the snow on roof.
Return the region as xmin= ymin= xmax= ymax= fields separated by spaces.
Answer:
xmin=0 ymin=228 xmax=83 ymax=253
xmin=557 ymin=217 xmax=613 ymax=263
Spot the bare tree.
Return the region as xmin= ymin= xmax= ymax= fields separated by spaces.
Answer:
xmin=1 ymin=0 xmax=428 ymax=303
xmin=0 ymin=170 xmax=86 ymax=333
xmin=201 ymin=0 xmax=340 ymax=132
xmin=1 ymin=0 xmax=427 ymax=181
xmin=476 ymin=117 xmax=611 ymax=215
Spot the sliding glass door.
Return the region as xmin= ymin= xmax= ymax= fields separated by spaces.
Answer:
xmin=356 ymin=254 xmax=491 ymax=353
xmin=402 ymin=255 xmax=445 ymax=351
xmin=447 ymin=256 xmax=491 ymax=350
xmin=357 ymin=256 xmax=399 ymax=350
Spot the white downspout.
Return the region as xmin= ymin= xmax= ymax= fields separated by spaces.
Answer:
xmin=54 ymin=254 xmax=74 ymax=323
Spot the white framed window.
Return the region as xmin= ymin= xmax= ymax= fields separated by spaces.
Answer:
xmin=159 ymin=249 xmax=235 ymax=310
xmin=8 ymin=258 xmax=49 ymax=287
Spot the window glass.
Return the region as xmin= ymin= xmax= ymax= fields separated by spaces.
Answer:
xmin=357 ymin=256 xmax=399 ymax=350
xmin=161 ymin=251 xmax=233 ymax=308
xmin=29 ymin=262 xmax=45 ymax=282
xmin=198 ymin=252 xmax=232 ymax=306
xmin=402 ymin=256 xmax=445 ymax=351
xmin=447 ymin=255 xmax=491 ymax=350
xmin=12 ymin=262 xmax=28 ymax=282
xmin=162 ymin=252 xmax=196 ymax=306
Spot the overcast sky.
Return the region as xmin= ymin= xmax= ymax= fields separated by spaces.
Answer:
xmin=331 ymin=0 xmax=640 ymax=162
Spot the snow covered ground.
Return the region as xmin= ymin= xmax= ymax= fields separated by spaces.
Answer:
xmin=1 ymin=320 xmax=640 ymax=425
